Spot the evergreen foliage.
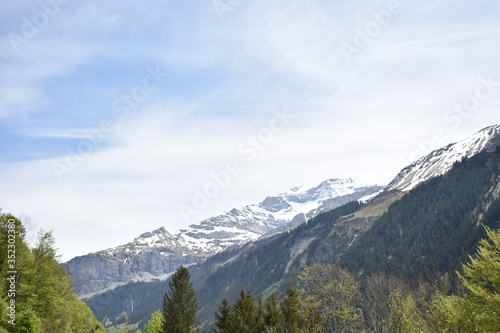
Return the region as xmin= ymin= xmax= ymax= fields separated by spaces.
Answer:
xmin=263 ymin=293 xmax=281 ymax=329
xmin=360 ymin=272 xmax=409 ymax=332
xmin=279 ymin=283 xmax=303 ymax=332
xmin=212 ymin=267 xmax=361 ymax=333
xmin=340 ymin=149 xmax=500 ymax=283
xmin=193 ymin=201 xmax=363 ymax=323
xmin=213 ymin=299 xmax=231 ymax=333
xmin=229 ymin=290 xmax=258 ymax=332
xmin=84 ymin=147 xmax=500 ymax=330
xmin=162 ymin=266 xmax=198 ymax=333
xmin=84 ymin=279 xmax=165 ymax=327
xmin=386 ymin=290 xmax=427 ymax=333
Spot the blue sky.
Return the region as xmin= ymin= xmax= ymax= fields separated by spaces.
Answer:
xmin=1 ymin=0 xmax=499 ymax=260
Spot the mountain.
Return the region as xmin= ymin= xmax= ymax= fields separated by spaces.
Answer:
xmin=341 ymin=145 xmax=500 ymax=280
xmin=85 ymin=139 xmax=500 ymax=329
xmin=65 ymin=178 xmax=382 ymax=297
xmin=82 ymin=125 xmax=500 ymax=330
xmin=386 ymin=124 xmax=500 ymax=191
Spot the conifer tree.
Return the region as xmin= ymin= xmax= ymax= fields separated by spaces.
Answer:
xmin=230 ymin=290 xmax=257 ymax=333
xmin=162 ymin=266 xmax=198 ymax=333
xmin=213 ymin=298 xmax=231 ymax=333
xmin=280 ymin=282 xmax=303 ymax=333
xmin=263 ymin=292 xmax=282 ymax=328
xmin=255 ymin=295 xmax=266 ymax=332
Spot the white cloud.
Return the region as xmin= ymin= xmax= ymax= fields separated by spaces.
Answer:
xmin=0 ymin=0 xmax=499 ymax=260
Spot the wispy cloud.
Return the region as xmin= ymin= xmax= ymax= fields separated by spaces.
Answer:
xmin=0 ymin=0 xmax=499 ymax=260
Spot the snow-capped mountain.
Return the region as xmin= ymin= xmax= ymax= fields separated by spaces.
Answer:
xmin=386 ymin=125 xmax=500 ymax=192
xmin=65 ymin=178 xmax=382 ymax=297
xmin=116 ymin=178 xmax=381 ymax=257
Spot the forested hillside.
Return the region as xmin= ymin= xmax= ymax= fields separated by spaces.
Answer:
xmin=85 ymin=146 xmax=500 ymax=331
xmin=0 ymin=213 xmax=105 ymax=332
xmin=140 ymin=226 xmax=500 ymax=333
xmin=341 ymin=145 xmax=500 ymax=282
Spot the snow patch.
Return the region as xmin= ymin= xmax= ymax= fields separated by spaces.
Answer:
xmin=386 ymin=125 xmax=500 ymax=192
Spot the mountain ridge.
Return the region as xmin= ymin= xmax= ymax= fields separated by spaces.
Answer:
xmin=386 ymin=124 xmax=500 ymax=191
xmin=82 ymin=124 xmax=500 ymax=329
xmin=65 ymin=178 xmax=382 ymax=297
xmin=86 ymin=146 xmax=500 ymax=327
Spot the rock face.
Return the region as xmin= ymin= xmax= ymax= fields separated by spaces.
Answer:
xmin=64 ymin=178 xmax=383 ymax=297
xmin=65 ymin=245 xmax=205 ymax=297
xmin=386 ymin=125 xmax=500 ymax=192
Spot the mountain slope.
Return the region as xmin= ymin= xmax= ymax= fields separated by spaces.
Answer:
xmin=85 ymin=200 xmax=366 ymax=328
xmin=341 ymin=145 xmax=500 ymax=280
xmin=84 ymin=127 xmax=500 ymax=329
xmin=190 ymin=146 xmax=500 ymax=325
xmin=86 ymin=144 xmax=500 ymax=328
xmin=65 ymin=178 xmax=382 ymax=296
xmin=386 ymin=124 xmax=500 ymax=191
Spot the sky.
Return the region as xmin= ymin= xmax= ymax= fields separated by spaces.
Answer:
xmin=1 ymin=0 xmax=499 ymax=261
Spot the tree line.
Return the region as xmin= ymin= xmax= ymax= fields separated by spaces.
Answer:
xmin=341 ymin=149 xmax=500 ymax=284
xmin=0 ymin=212 xmax=105 ymax=332
xmin=139 ymin=225 xmax=500 ymax=332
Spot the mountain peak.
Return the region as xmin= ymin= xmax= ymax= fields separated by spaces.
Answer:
xmin=386 ymin=124 xmax=500 ymax=192
xmin=65 ymin=178 xmax=382 ymax=296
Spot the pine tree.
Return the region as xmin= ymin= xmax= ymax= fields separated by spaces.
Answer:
xmin=213 ymin=298 xmax=231 ymax=333
xmin=255 ymin=295 xmax=265 ymax=332
xmin=263 ymin=292 xmax=282 ymax=328
xmin=162 ymin=266 xmax=198 ymax=333
xmin=230 ymin=290 xmax=257 ymax=333
xmin=280 ymin=282 xmax=303 ymax=333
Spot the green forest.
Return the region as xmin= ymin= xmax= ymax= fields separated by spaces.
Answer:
xmin=0 ymin=212 xmax=105 ymax=333
xmin=2 ymin=213 xmax=499 ymax=332
xmin=140 ymin=225 xmax=500 ymax=332
xmin=81 ymin=147 xmax=500 ymax=331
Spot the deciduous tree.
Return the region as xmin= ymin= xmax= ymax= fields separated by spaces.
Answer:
xmin=430 ymin=226 xmax=500 ymax=332
xmin=299 ymin=264 xmax=361 ymax=332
